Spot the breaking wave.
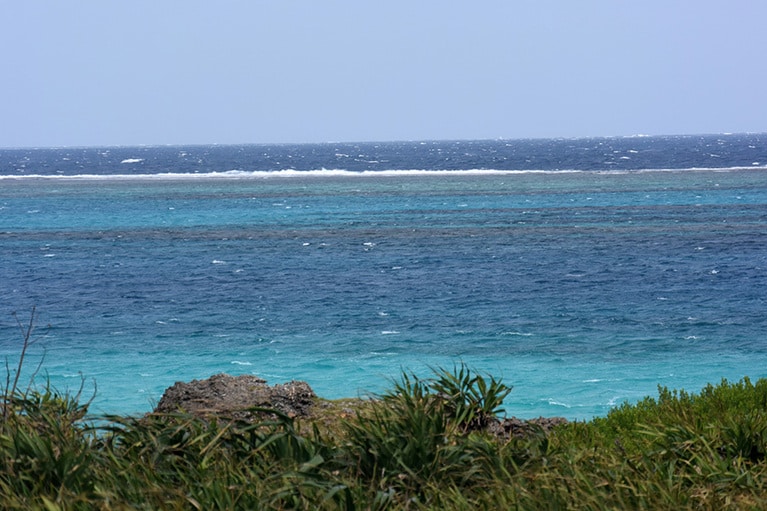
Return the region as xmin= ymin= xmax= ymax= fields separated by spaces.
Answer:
xmin=1 ymin=166 xmax=764 ymax=181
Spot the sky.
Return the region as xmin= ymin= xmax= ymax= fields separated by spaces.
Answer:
xmin=2 ymin=1 xmax=766 ymax=148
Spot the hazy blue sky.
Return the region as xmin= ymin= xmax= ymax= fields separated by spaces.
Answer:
xmin=2 ymin=1 xmax=765 ymax=147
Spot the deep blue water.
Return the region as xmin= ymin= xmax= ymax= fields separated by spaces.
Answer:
xmin=2 ymin=134 xmax=766 ymax=177
xmin=1 ymin=135 xmax=766 ymax=419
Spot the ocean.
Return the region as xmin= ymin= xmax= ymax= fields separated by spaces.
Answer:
xmin=1 ymin=134 xmax=766 ymax=420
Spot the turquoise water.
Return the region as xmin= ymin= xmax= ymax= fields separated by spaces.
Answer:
xmin=1 ymin=139 xmax=766 ymax=420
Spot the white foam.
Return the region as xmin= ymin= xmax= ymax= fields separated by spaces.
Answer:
xmin=1 ymin=166 xmax=765 ymax=181
xmin=545 ymin=398 xmax=571 ymax=408
xmin=120 ymin=158 xmax=144 ymax=164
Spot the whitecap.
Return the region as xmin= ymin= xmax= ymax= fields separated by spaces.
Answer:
xmin=381 ymin=330 xmax=400 ymax=335
xmin=120 ymin=158 xmax=144 ymax=164
xmin=3 ymin=166 xmax=766 ymax=181
xmin=231 ymin=361 xmax=253 ymax=366
xmin=212 ymin=260 xmax=226 ymax=264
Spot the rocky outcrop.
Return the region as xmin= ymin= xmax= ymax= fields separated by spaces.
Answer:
xmin=154 ymin=373 xmax=316 ymax=420
xmin=154 ymin=373 xmax=568 ymax=436
xmin=487 ymin=416 xmax=569 ymax=439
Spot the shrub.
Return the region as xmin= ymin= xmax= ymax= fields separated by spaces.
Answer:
xmin=429 ymin=362 xmax=512 ymax=431
xmin=341 ymin=364 xmax=516 ymax=504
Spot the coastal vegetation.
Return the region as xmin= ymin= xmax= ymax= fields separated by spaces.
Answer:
xmin=3 ymin=311 xmax=767 ymax=509
xmin=3 ymin=359 xmax=767 ymax=510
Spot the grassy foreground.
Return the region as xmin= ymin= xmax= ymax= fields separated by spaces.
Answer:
xmin=2 ymin=366 xmax=767 ymax=510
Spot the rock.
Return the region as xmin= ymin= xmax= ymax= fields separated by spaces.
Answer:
xmin=154 ymin=373 xmax=316 ymax=420
xmin=487 ymin=416 xmax=569 ymax=439
xmin=154 ymin=373 xmax=568 ymax=437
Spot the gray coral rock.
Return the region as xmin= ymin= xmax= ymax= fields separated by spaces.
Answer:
xmin=154 ymin=373 xmax=316 ymax=420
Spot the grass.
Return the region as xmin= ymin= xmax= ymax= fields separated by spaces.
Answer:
xmin=3 ymin=369 xmax=767 ymax=509
xmin=3 ymin=315 xmax=767 ymax=509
